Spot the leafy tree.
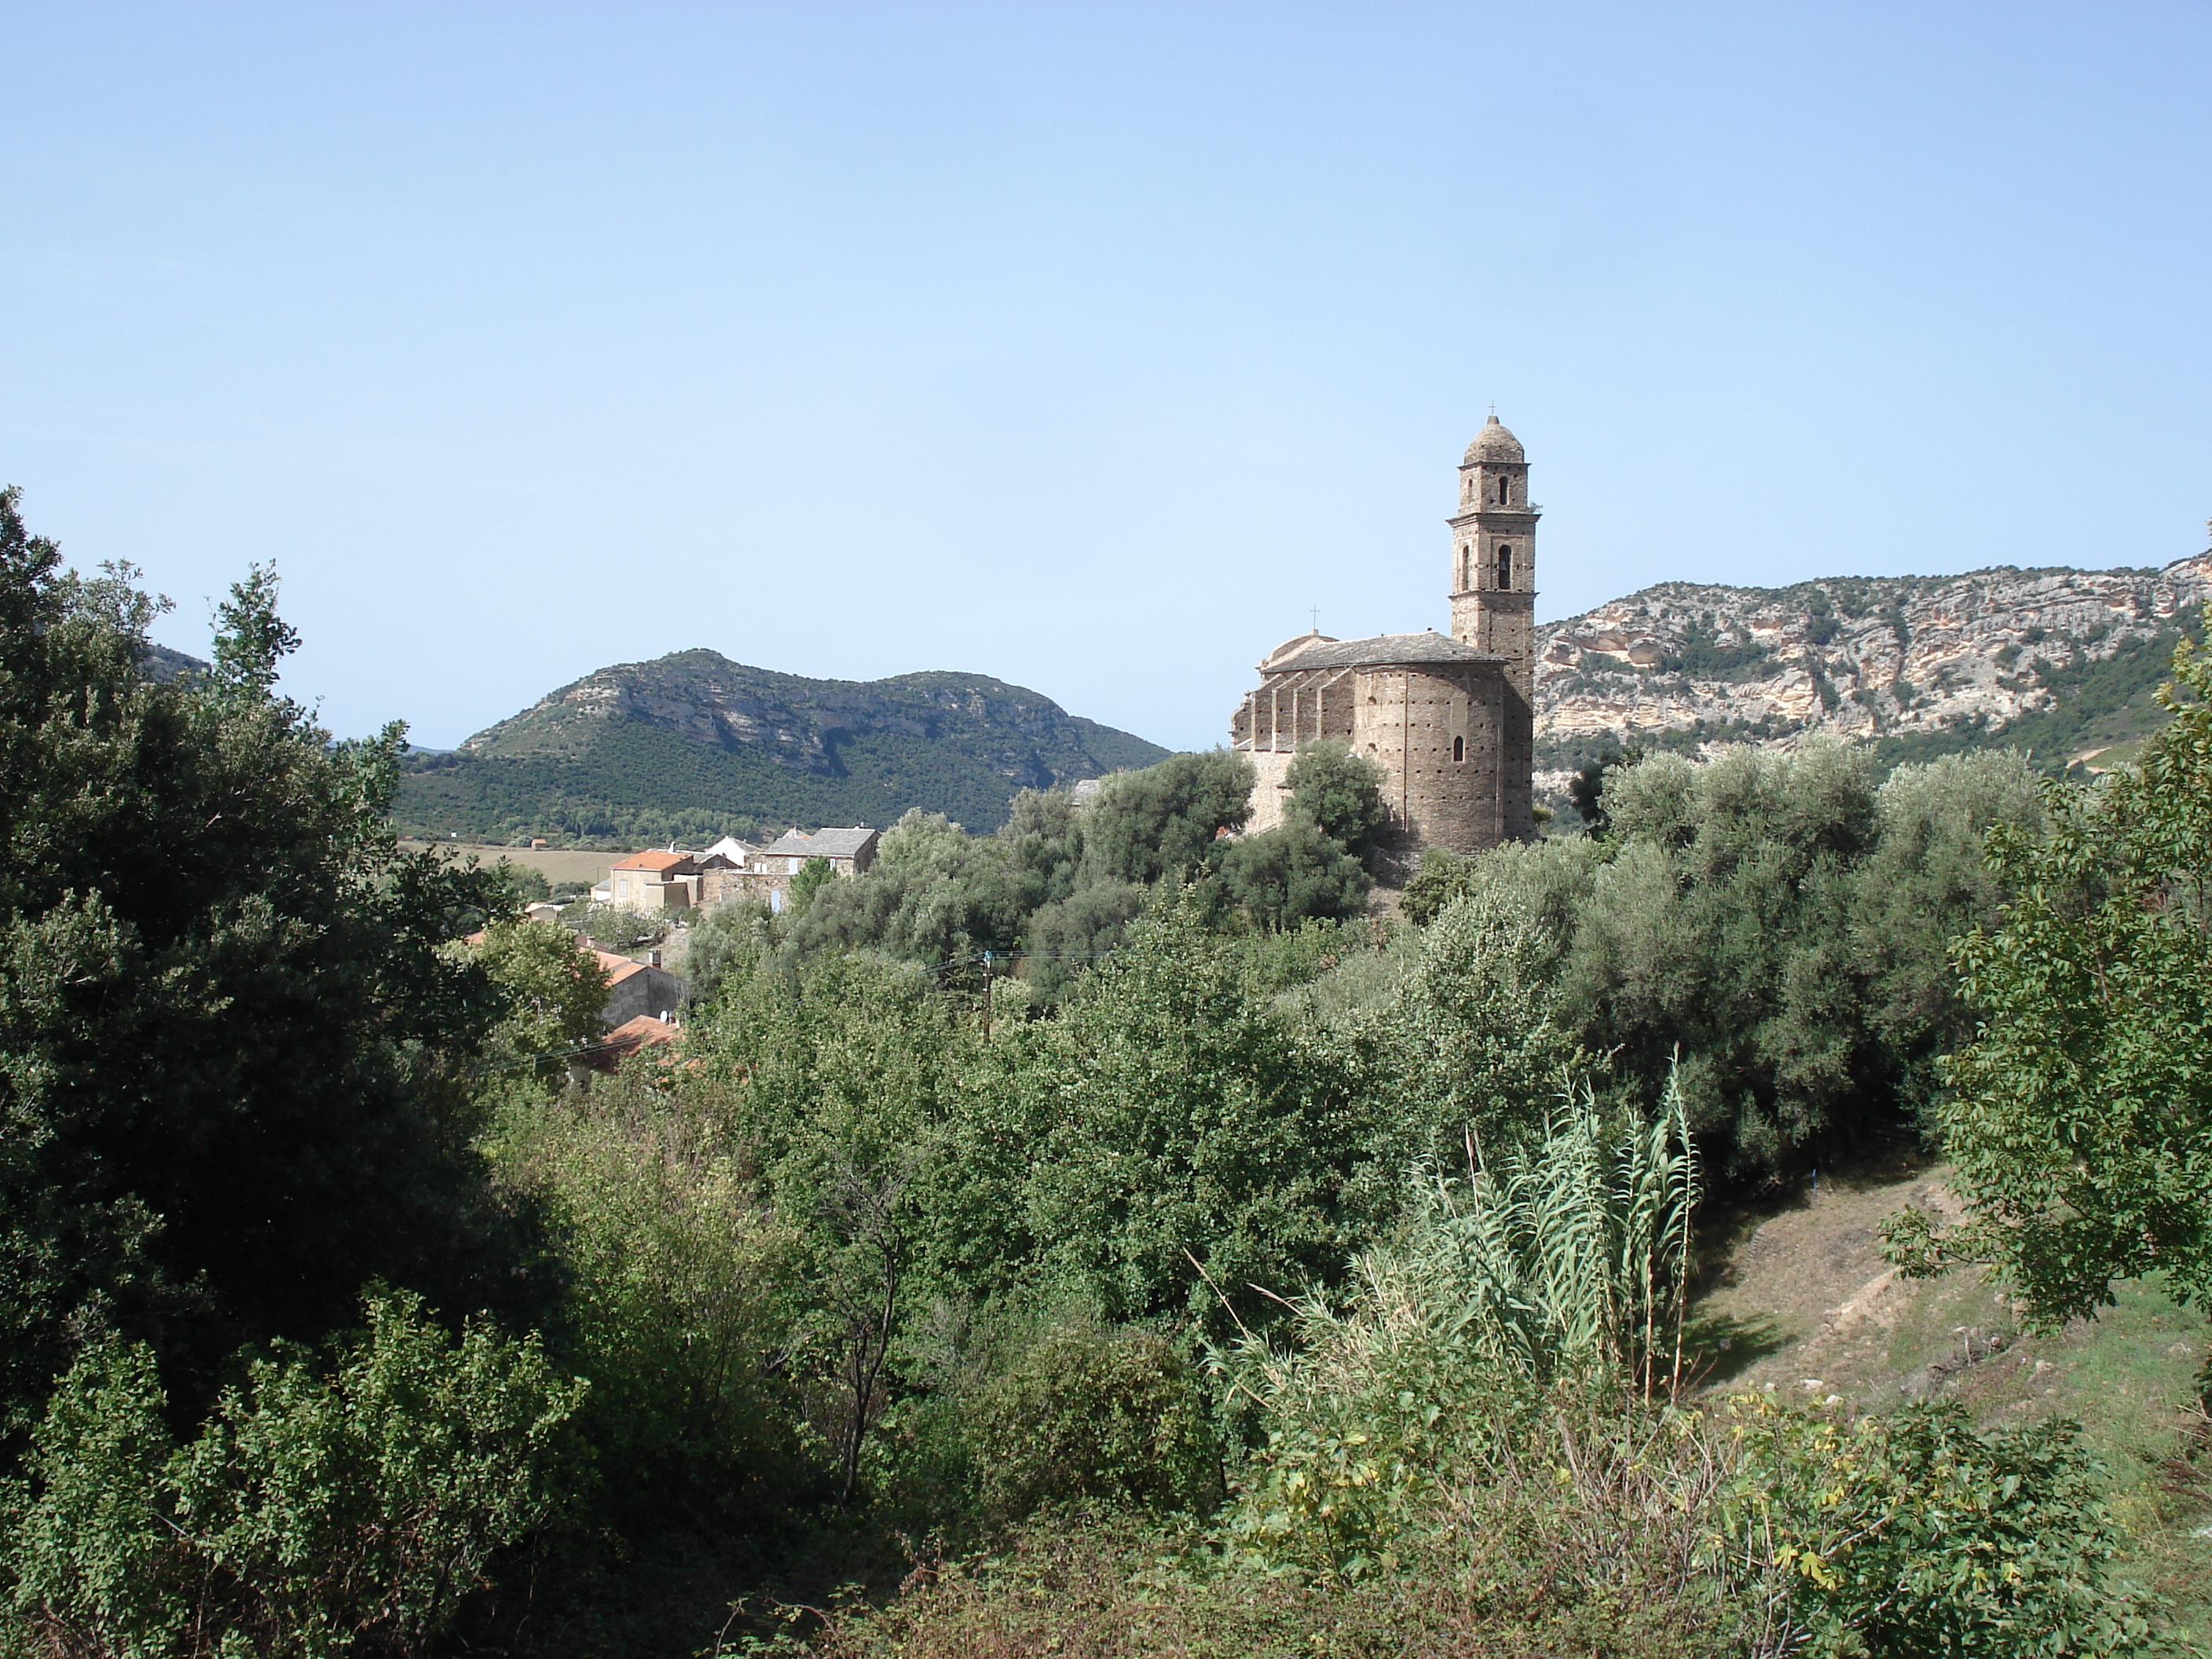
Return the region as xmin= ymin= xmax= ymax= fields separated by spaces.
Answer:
xmin=1023 ymin=879 xmax=1144 ymax=1000
xmin=1402 ymin=745 xmax=2039 ymax=1185
xmin=460 ymin=920 xmax=610 ymax=1067
xmin=1020 ymin=891 xmax=1371 ymax=1335
xmin=1398 ymin=845 xmax=1476 ymax=926
xmin=492 ymin=862 xmax=553 ymax=905
xmin=0 ymin=492 xmax=528 ymax=1434
xmin=1564 ymin=742 xmax=1639 ymax=836
xmin=1345 ymin=884 xmax=1584 ymax=1177
xmin=1079 ymin=751 xmax=1253 ymax=886
xmin=1214 ymin=819 xmax=1371 ymax=932
xmin=1888 ymin=622 xmax=2212 ymax=1340
xmin=565 ymin=900 xmax=662 ymax=954
xmin=1566 ymin=741 xmax=2038 ymax=1179
xmin=787 ymin=855 xmax=837 ymax=915
xmin=786 ymin=811 xmax=1030 ymax=965
xmin=779 ymin=764 xmax=1257 ymax=993
xmin=681 ymin=896 xmax=778 ymax=1005
xmin=1283 ymin=742 xmax=1387 ymax=860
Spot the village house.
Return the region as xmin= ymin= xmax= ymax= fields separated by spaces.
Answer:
xmin=760 ymin=826 xmax=881 ymax=876
xmin=600 ymin=1013 xmax=680 ymax=1066
xmin=598 ymin=849 xmax=704 ymax=910
xmin=591 ymin=944 xmax=688 ymax=1026
xmin=587 ymin=827 xmax=881 ymax=914
xmin=699 ymin=833 xmax=764 ymax=867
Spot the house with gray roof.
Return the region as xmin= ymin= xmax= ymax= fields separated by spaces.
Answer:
xmin=761 ymin=826 xmax=881 ymax=877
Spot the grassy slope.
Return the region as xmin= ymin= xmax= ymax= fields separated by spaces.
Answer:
xmin=1690 ymin=1163 xmax=2212 ymax=1643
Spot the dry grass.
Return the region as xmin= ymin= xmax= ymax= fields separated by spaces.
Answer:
xmin=399 ymin=839 xmax=619 ymax=888
xmin=777 ymin=1515 xmax=1723 ymax=1659
xmin=1686 ymin=1160 xmax=2212 ymax=1644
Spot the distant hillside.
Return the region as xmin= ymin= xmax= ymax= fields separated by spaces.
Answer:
xmin=396 ymin=650 xmax=1170 ymax=844
xmin=143 ymin=644 xmax=207 ymax=683
xmin=1534 ymin=550 xmax=2212 ymax=790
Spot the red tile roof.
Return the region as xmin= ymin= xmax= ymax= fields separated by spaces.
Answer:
xmin=608 ymin=1014 xmax=679 ymax=1048
xmin=589 ymin=948 xmax=648 ymax=985
xmin=602 ymin=1013 xmax=682 ymax=1068
xmin=611 ymin=850 xmax=693 ymax=872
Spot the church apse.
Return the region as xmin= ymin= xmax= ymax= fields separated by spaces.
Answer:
xmin=1229 ymin=416 xmax=1537 ymax=856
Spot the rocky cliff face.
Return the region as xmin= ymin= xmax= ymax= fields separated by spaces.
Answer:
xmin=1533 ymin=551 xmax=2212 ymax=787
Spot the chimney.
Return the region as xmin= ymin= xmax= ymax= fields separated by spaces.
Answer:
xmin=647 ymin=949 xmax=661 ymax=968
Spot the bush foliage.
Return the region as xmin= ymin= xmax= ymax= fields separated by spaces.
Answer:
xmin=0 ymin=487 xmax=2192 ymax=1658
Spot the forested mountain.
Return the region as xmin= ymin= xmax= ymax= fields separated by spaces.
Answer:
xmin=1535 ymin=549 xmax=2212 ymax=783
xmin=396 ymin=649 xmax=1170 ymax=844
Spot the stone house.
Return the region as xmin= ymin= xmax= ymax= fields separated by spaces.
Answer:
xmin=602 ymin=1013 xmax=680 ymax=1064
xmin=591 ymin=945 xmax=688 ymax=1026
xmin=589 ymin=828 xmax=881 ymax=916
xmin=761 ymin=826 xmax=881 ymax=876
xmin=1230 ymin=416 xmax=1537 ymax=854
xmin=602 ymin=849 xmax=702 ymax=910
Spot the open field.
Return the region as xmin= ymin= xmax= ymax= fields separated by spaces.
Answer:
xmin=399 ymin=838 xmax=620 ymax=888
xmin=1690 ymin=1163 xmax=2212 ymax=1643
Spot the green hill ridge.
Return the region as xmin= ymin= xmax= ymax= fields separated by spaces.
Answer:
xmin=397 ymin=650 xmax=1169 ymax=844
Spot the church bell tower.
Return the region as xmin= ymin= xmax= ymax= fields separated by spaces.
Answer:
xmin=1448 ymin=414 xmax=1538 ymax=704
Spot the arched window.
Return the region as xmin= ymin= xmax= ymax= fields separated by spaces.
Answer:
xmin=1496 ymin=475 xmax=1508 ymax=504
xmin=1496 ymin=544 xmax=1513 ymax=589
xmin=1452 ymin=734 xmax=1465 ymax=763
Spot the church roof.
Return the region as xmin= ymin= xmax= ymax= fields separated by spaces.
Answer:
xmin=1260 ymin=630 xmax=1503 ymax=672
xmin=1263 ymin=630 xmax=1338 ymax=667
xmin=1463 ymin=414 xmax=1525 ymax=464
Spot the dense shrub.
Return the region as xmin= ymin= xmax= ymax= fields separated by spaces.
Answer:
xmin=1722 ymin=1395 xmax=2156 ymax=1657
xmin=1221 ymin=1083 xmax=1698 ymax=1582
xmin=491 ymin=1074 xmax=808 ymax=1529
xmin=5 ymin=1291 xmax=583 ymax=1659
xmin=964 ymin=1312 xmax=1220 ymax=1523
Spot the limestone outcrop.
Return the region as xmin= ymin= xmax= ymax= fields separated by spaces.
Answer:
xmin=1533 ymin=552 xmax=2212 ymax=788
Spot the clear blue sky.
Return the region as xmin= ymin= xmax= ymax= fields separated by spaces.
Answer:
xmin=5 ymin=3 xmax=2209 ymax=754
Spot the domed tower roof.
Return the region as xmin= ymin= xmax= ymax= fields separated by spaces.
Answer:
xmin=1463 ymin=414 xmax=1525 ymax=465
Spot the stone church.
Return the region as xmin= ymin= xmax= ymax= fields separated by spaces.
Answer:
xmin=1230 ymin=415 xmax=1536 ymax=854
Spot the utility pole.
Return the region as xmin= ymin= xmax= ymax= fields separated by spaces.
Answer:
xmin=981 ymin=950 xmax=993 ymax=1039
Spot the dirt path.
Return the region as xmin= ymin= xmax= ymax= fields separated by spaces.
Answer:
xmin=1690 ymin=1169 xmax=1968 ymax=1406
